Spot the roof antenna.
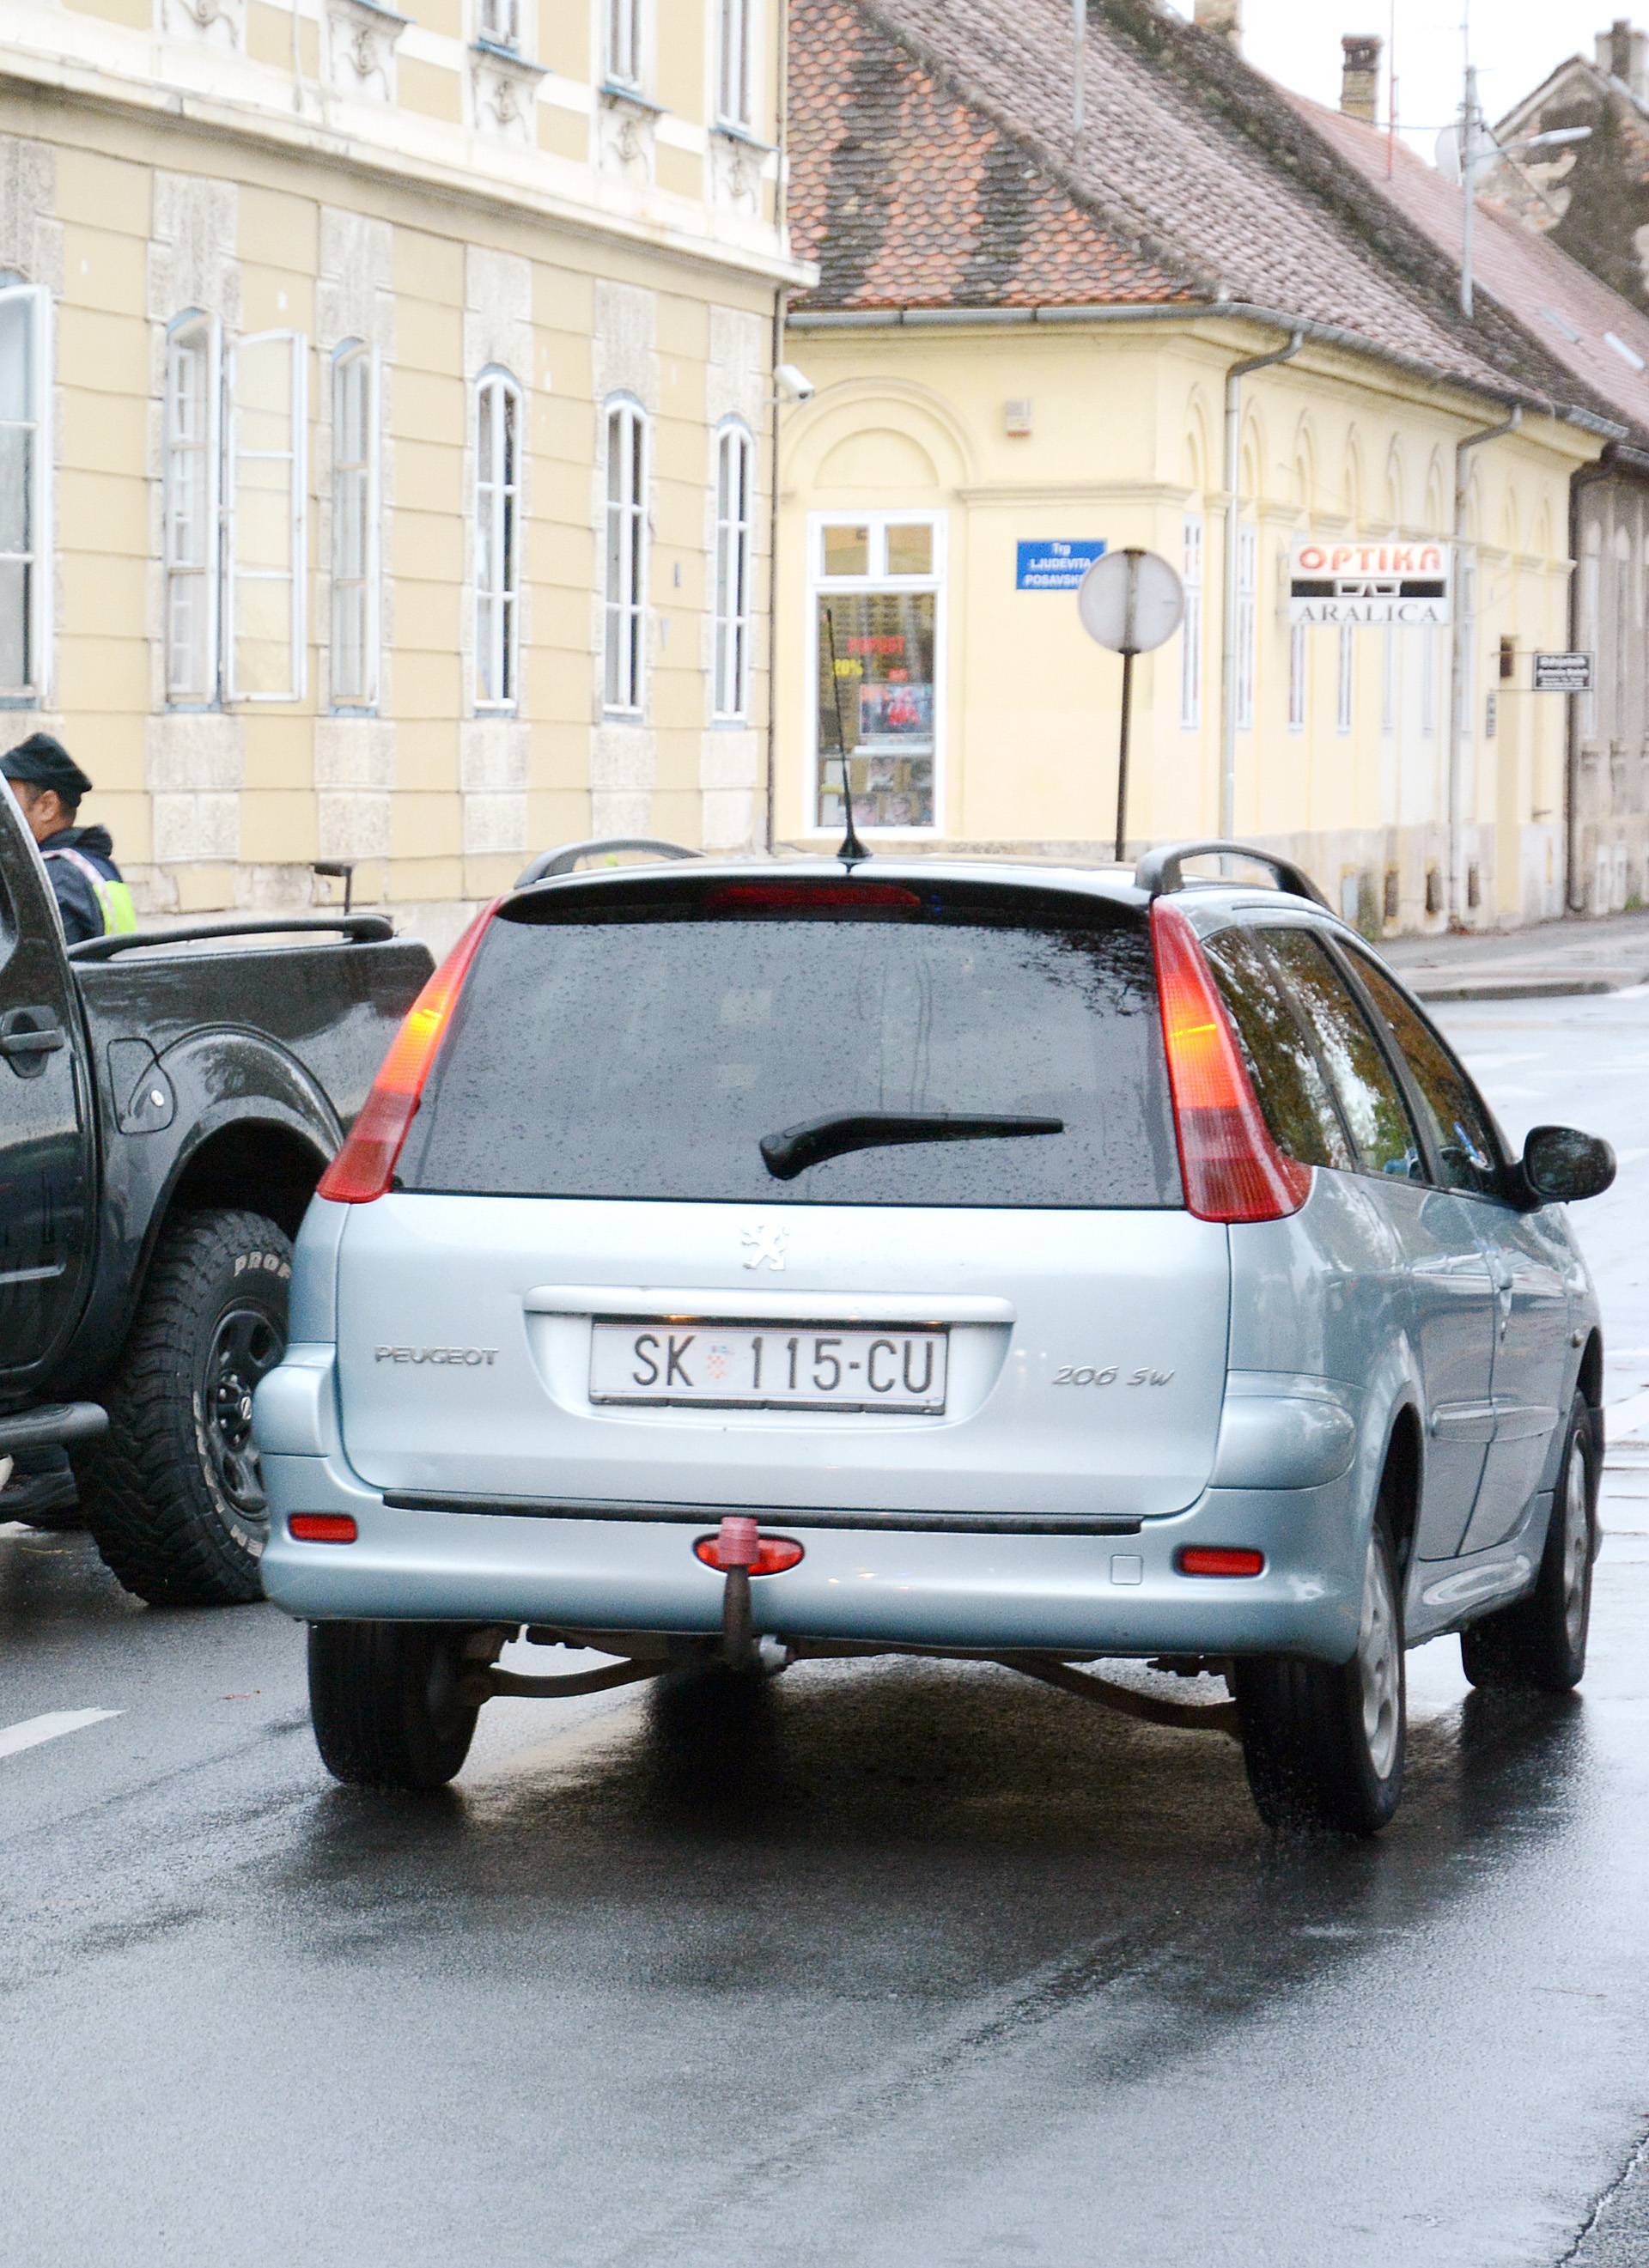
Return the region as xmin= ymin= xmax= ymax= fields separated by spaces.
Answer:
xmin=821 ymin=605 xmax=870 ymax=866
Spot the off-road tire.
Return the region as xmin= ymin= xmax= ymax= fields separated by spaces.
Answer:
xmin=1233 ymin=1511 xmax=1407 ymax=1836
xmin=308 ymin=1622 xmax=479 ymax=1790
xmin=82 ymin=1207 xmax=292 ymax=1608
xmin=1460 ymin=1395 xmax=1597 ymax=1693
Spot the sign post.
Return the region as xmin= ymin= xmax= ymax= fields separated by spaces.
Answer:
xmin=1077 ymin=548 xmax=1185 ymax=862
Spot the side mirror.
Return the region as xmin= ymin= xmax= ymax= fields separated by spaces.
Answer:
xmin=1518 ymin=1125 xmax=1616 ymax=1207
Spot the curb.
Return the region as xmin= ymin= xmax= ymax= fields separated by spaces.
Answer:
xmin=1410 ymin=976 xmax=1621 ymax=1004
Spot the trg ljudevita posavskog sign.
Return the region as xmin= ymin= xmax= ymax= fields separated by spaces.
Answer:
xmin=1289 ymin=540 xmax=1451 ymax=629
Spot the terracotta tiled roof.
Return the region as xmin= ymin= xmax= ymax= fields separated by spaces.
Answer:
xmin=788 ymin=0 xmax=1629 ymax=427
xmin=1299 ymin=94 xmax=1649 ymax=450
xmin=788 ymin=0 xmax=1190 ymax=308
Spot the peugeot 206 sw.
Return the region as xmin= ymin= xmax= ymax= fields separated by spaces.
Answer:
xmin=253 ymin=838 xmax=1614 ymax=1833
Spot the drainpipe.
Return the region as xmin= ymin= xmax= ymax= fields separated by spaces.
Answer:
xmin=1448 ymin=406 xmax=1520 ymax=924
xmin=1220 ymin=331 xmax=1303 ymax=838
xmin=1566 ymin=456 xmax=1613 ymax=914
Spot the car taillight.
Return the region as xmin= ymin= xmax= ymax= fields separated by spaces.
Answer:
xmin=1151 ymin=900 xmax=1311 ymax=1225
xmin=316 ymin=902 xmax=501 ymax=1205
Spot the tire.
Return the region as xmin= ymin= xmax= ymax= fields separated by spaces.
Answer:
xmin=81 ymin=1207 xmax=292 ymax=1608
xmin=1233 ymin=1513 xmax=1407 ymax=1835
xmin=308 ymin=1622 xmax=479 ymax=1790
xmin=1460 ymin=1395 xmax=1597 ymax=1693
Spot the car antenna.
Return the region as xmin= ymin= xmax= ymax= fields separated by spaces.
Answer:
xmin=821 ymin=605 xmax=870 ymax=866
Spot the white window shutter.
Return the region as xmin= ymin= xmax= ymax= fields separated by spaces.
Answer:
xmin=0 ymin=283 xmax=52 ymax=702
xmin=227 ymin=330 xmax=307 ymax=702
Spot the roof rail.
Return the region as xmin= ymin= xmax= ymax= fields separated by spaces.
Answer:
xmin=514 ymin=838 xmax=699 ymax=889
xmin=1133 ymin=840 xmax=1330 ymax=911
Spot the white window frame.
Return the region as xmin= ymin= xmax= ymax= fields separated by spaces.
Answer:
xmin=1235 ymin=522 xmax=1257 ymax=733
xmin=163 ymin=310 xmax=223 ymax=709
xmin=806 ymin=508 xmax=946 ymax=838
xmin=1336 ymin=623 xmax=1354 ymax=736
xmin=606 ymin=0 xmax=642 ymax=88
xmin=0 ymin=281 xmax=52 ymax=707
xmin=713 ymin=418 xmax=755 ymax=722
xmin=225 ymin=329 xmax=307 ymax=705
xmin=478 ymin=0 xmax=520 ymax=46
xmin=1420 ymin=624 xmax=1437 ymax=738
xmin=475 ymin=367 xmax=522 ymax=713
xmin=1287 ymin=621 xmax=1307 ymax=733
xmin=604 ymin=395 xmax=648 ymax=717
xmin=1179 ymin=514 xmax=1203 ymax=731
xmin=716 ymin=0 xmax=755 ymax=130
xmin=1381 ymin=623 xmax=1397 ymax=737
xmin=331 ymin=341 xmax=380 ymax=712
xmin=1580 ymin=542 xmax=1600 ymax=741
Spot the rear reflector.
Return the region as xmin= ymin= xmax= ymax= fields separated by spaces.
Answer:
xmin=695 ymin=1533 xmax=805 ymax=1577
xmin=1151 ymin=900 xmax=1312 ymax=1225
xmin=289 ymin=1515 xmax=358 ymax=1545
xmin=317 ymin=901 xmax=501 ymax=1205
xmin=1178 ymin=1546 xmax=1264 ymax=1578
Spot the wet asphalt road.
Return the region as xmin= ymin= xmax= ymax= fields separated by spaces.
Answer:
xmin=4 ymin=993 xmax=1649 ymax=2268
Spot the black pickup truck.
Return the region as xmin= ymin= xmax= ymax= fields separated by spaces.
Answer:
xmin=0 ymin=788 xmax=432 ymax=1606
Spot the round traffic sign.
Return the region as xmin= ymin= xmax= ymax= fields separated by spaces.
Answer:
xmin=1077 ymin=547 xmax=1185 ymax=655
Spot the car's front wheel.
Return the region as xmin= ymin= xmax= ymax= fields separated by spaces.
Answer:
xmin=1461 ymin=1394 xmax=1597 ymax=1693
xmin=307 ymin=1622 xmax=480 ymax=1790
xmin=1233 ymin=1514 xmax=1406 ymax=1835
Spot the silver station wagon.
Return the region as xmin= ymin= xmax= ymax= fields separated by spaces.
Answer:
xmin=255 ymin=838 xmax=1614 ymax=1833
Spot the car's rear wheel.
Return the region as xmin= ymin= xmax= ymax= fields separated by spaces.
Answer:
xmin=1460 ymin=1394 xmax=1597 ymax=1693
xmin=308 ymin=1622 xmax=480 ymax=1790
xmin=1233 ymin=1513 xmax=1406 ymax=1835
xmin=81 ymin=1207 xmax=291 ymax=1608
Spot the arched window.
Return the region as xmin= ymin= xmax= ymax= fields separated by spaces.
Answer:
xmin=713 ymin=419 xmax=754 ymax=721
xmin=475 ymin=368 xmax=520 ymax=710
xmin=0 ymin=277 xmax=51 ymax=702
xmin=332 ymin=342 xmax=380 ymax=709
xmin=605 ymin=396 xmax=648 ymax=715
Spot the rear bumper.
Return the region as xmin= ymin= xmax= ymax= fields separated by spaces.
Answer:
xmin=259 ymin=1448 xmax=1369 ymax=1666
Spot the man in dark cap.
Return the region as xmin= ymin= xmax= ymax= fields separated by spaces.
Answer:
xmin=2 ymin=732 xmax=136 ymax=946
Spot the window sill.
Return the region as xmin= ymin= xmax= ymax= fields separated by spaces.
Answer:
xmin=0 ymin=692 xmax=42 ymax=710
xmin=710 ymin=713 xmax=752 ymax=729
xmin=600 ymin=81 xmax=666 ymax=116
xmin=711 ymin=119 xmax=776 ymax=154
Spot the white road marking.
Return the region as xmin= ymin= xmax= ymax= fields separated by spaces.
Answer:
xmin=0 ymin=1708 xmax=121 ymax=1761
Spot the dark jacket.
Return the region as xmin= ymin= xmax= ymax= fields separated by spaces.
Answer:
xmin=38 ymin=825 xmax=125 ymax=948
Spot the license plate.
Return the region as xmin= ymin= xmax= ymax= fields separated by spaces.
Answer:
xmin=588 ymin=1322 xmax=948 ymax=1412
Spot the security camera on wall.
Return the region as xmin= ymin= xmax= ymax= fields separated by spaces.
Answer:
xmin=776 ymin=363 xmax=818 ymax=403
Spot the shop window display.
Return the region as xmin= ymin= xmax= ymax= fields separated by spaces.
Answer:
xmin=813 ymin=515 xmax=941 ymax=832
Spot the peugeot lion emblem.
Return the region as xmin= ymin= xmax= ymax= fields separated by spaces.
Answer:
xmin=741 ymin=1223 xmax=789 ymax=1273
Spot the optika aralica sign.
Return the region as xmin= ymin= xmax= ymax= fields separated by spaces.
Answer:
xmin=1288 ymin=540 xmax=1451 ymax=628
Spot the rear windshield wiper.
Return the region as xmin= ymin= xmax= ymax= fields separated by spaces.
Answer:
xmin=759 ymin=1110 xmax=1065 ymax=1183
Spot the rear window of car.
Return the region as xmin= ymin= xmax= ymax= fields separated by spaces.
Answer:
xmin=396 ymin=878 xmax=1183 ymax=1209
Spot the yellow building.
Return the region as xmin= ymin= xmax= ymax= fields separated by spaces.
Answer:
xmin=0 ymin=0 xmax=808 ymax=934
xmin=779 ymin=0 xmax=1624 ymax=932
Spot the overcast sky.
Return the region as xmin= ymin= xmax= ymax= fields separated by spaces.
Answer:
xmin=1164 ymin=1 xmax=1594 ymax=149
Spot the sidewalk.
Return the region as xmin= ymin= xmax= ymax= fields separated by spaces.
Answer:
xmin=1381 ymin=908 xmax=1649 ymax=1002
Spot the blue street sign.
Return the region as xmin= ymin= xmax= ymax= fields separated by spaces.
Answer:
xmin=1016 ymin=538 xmax=1107 ymax=592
